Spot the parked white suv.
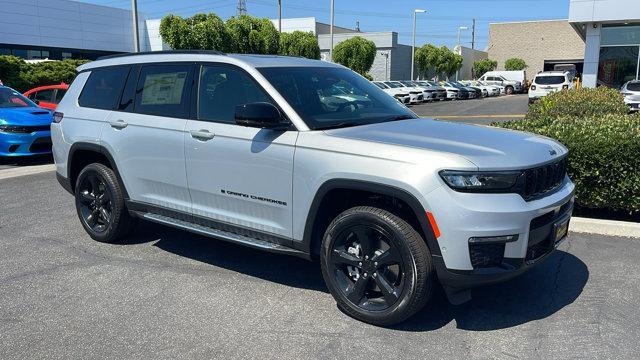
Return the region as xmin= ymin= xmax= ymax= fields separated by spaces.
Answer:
xmin=529 ymin=71 xmax=575 ymax=104
xmin=52 ymin=51 xmax=574 ymax=326
xmin=478 ymin=74 xmax=523 ymax=95
xmin=621 ymin=80 xmax=640 ymax=111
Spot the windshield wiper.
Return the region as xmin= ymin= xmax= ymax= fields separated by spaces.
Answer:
xmin=382 ymin=114 xmax=415 ymax=122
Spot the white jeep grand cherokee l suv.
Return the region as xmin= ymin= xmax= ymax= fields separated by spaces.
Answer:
xmin=529 ymin=71 xmax=575 ymax=104
xmin=52 ymin=51 xmax=574 ymax=326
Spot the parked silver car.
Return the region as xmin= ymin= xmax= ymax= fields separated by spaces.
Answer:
xmin=621 ymin=80 xmax=640 ymax=111
xmin=53 ymin=51 xmax=574 ymax=326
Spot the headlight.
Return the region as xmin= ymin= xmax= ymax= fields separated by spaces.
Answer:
xmin=439 ymin=170 xmax=521 ymax=192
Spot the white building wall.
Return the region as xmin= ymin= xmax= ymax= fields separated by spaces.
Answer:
xmin=569 ymin=0 xmax=640 ymax=23
xmin=582 ymin=25 xmax=603 ymax=87
xmin=0 ymin=0 xmax=148 ymax=53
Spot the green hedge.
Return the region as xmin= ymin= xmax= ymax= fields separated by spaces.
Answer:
xmin=496 ymin=88 xmax=640 ymax=214
xmin=0 ymin=55 xmax=89 ymax=92
xmin=527 ymin=86 xmax=629 ymax=121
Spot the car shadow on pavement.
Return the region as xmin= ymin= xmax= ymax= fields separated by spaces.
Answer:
xmin=0 ymin=154 xmax=53 ymax=166
xmin=123 ymin=223 xmax=588 ymax=331
xmin=396 ymin=250 xmax=589 ymax=332
xmin=125 ymin=221 xmax=328 ymax=292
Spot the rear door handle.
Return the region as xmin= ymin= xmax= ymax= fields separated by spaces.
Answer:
xmin=110 ymin=120 xmax=128 ymax=129
xmin=190 ymin=129 xmax=215 ymax=141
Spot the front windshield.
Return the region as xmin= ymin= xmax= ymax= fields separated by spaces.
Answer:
xmin=373 ymin=82 xmax=387 ymax=89
xmin=384 ymin=82 xmax=402 ymax=89
xmin=0 ymin=87 xmax=38 ymax=108
xmin=259 ymin=67 xmax=416 ymax=130
xmin=400 ymin=81 xmax=415 ymax=87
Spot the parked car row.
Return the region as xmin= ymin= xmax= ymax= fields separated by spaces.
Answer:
xmin=373 ymin=79 xmax=511 ymax=106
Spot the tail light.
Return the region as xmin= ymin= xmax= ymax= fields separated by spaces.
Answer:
xmin=562 ymin=85 xmax=569 ymax=90
xmin=530 ymin=85 xmax=536 ymax=90
xmin=53 ymin=111 xmax=64 ymax=123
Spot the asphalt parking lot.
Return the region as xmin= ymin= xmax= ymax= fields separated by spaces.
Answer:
xmin=1 ymin=170 xmax=639 ymax=359
xmin=412 ymin=94 xmax=529 ymax=125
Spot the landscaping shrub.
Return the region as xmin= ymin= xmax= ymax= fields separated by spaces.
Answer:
xmin=497 ymin=113 xmax=640 ymax=214
xmin=0 ymin=55 xmax=89 ymax=92
xmin=527 ymin=86 xmax=628 ymax=122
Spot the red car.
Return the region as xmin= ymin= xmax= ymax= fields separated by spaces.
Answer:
xmin=23 ymin=83 xmax=69 ymax=110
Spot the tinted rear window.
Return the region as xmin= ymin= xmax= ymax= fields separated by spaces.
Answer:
xmin=534 ymin=76 xmax=566 ymax=85
xmin=79 ymin=67 xmax=129 ymax=110
xmin=627 ymin=82 xmax=640 ymax=91
xmin=134 ymin=64 xmax=193 ymax=118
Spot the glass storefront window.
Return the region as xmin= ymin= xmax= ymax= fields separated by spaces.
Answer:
xmin=598 ymin=46 xmax=639 ymax=88
xmin=602 ymin=25 xmax=640 ymax=46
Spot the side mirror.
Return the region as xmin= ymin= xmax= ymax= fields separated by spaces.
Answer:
xmin=235 ymin=102 xmax=284 ymax=129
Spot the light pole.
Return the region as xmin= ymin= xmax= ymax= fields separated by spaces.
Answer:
xmin=329 ymin=0 xmax=335 ymax=61
xmin=278 ymin=0 xmax=282 ymax=32
xmin=456 ymin=26 xmax=468 ymax=80
xmin=411 ymin=9 xmax=426 ymax=80
xmin=131 ymin=0 xmax=140 ymax=52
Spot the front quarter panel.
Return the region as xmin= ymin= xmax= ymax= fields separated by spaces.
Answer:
xmin=291 ymin=131 xmax=477 ymax=244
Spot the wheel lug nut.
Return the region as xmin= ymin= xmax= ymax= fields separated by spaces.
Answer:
xmin=373 ymin=273 xmax=377 ymax=277
xmin=363 ymin=273 xmax=368 ymax=277
xmin=358 ymin=262 xmax=363 ymax=267
xmin=365 ymin=255 xmax=369 ymax=260
xmin=374 ymin=262 xmax=378 ymax=266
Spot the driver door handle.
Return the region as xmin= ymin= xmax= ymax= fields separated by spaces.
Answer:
xmin=190 ymin=129 xmax=215 ymax=141
xmin=109 ymin=120 xmax=128 ymax=129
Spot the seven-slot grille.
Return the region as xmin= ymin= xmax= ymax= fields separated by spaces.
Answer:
xmin=522 ymin=157 xmax=568 ymax=201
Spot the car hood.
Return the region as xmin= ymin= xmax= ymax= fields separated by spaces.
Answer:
xmin=324 ymin=119 xmax=567 ymax=170
xmin=0 ymin=107 xmax=53 ymax=126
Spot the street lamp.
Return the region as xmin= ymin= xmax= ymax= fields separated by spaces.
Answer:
xmin=411 ymin=9 xmax=426 ymax=80
xmin=456 ymin=26 xmax=469 ymax=80
xmin=329 ymin=0 xmax=335 ymax=61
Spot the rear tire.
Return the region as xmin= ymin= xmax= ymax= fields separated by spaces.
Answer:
xmin=505 ymin=86 xmax=514 ymax=95
xmin=320 ymin=206 xmax=434 ymax=326
xmin=74 ymin=163 xmax=136 ymax=243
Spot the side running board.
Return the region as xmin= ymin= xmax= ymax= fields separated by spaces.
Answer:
xmin=140 ymin=212 xmax=309 ymax=259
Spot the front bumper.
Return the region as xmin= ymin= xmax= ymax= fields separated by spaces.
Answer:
xmin=0 ymin=130 xmax=52 ymax=156
xmin=424 ymin=177 xmax=575 ymax=289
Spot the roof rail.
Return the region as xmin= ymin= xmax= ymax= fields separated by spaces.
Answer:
xmin=96 ymin=50 xmax=226 ymax=61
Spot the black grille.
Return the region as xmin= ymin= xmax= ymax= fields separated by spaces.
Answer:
xmin=470 ymin=243 xmax=505 ymax=268
xmin=522 ymin=157 xmax=567 ymax=201
xmin=1 ymin=125 xmax=51 ymax=133
xmin=29 ymin=137 xmax=52 ymax=153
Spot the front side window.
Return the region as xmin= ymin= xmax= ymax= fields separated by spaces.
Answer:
xmin=534 ymin=76 xmax=566 ymax=85
xmin=79 ymin=66 xmax=129 ymax=110
xmin=0 ymin=88 xmax=37 ymax=108
xmin=259 ymin=66 xmax=416 ymax=130
xmin=198 ymin=65 xmax=273 ymax=124
xmin=134 ymin=64 xmax=193 ymax=118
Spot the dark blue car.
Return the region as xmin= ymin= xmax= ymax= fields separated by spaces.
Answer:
xmin=0 ymin=86 xmax=53 ymax=157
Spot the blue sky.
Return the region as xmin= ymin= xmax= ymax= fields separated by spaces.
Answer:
xmin=82 ymin=0 xmax=571 ymax=50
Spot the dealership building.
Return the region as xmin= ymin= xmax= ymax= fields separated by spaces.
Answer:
xmin=569 ymin=0 xmax=640 ymax=88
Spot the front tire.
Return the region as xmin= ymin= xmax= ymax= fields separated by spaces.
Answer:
xmin=320 ymin=206 xmax=434 ymax=326
xmin=74 ymin=163 xmax=136 ymax=243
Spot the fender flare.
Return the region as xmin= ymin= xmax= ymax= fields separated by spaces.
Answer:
xmin=301 ymin=179 xmax=441 ymax=257
xmin=67 ymin=142 xmax=129 ymax=199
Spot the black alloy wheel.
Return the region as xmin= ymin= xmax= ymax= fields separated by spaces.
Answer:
xmin=74 ymin=163 xmax=136 ymax=243
xmin=321 ymin=206 xmax=434 ymax=326
xmin=328 ymin=223 xmax=405 ymax=311
xmin=78 ymin=172 xmax=113 ymax=234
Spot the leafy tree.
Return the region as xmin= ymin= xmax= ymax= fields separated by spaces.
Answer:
xmin=332 ymin=36 xmax=377 ymax=76
xmin=415 ymin=45 xmax=462 ymax=79
xmin=226 ymin=15 xmax=279 ymax=54
xmin=473 ymin=59 xmax=498 ymax=78
xmin=504 ymin=58 xmax=528 ymax=71
xmin=0 ymin=56 xmax=89 ymax=92
xmin=0 ymin=55 xmax=29 ymax=91
xmin=160 ymin=13 xmax=231 ymax=52
xmin=279 ymin=31 xmax=320 ymax=59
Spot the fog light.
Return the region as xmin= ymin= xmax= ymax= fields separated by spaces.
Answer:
xmin=468 ymin=234 xmax=519 ymax=244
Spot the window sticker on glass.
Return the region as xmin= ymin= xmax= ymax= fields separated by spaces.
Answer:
xmin=140 ymin=72 xmax=187 ymax=105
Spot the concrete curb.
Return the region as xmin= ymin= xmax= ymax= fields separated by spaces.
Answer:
xmin=570 ymin=216 xmax=640 ymax=238
xmin=0 ymin=164 xmax=56 ymax=181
